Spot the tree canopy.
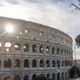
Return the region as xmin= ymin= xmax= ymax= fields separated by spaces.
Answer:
xmin=75 ymin=34 xmax=80 ymax=47
xmin=68 ymin=65 xmax=80 ymax=79
xmin=32 ymin=74 xmax=48 ymax=80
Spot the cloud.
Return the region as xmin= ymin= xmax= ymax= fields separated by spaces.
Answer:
xmin=4 ymin=0 xmax=65 ymax=6
xmin=0 ymin=0 xmax=79 ymax=36
xmin=0 ymin=0 xmax=79 ymax=35
xmin=6 ymin=0 xmax=18 ymax=4
xmin=24 ymin=0 xmax=64 ymax=4
xmin=24 ymin=0 xmax=41 ymax=4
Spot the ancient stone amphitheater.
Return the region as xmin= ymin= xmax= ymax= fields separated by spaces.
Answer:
xmin=0 ymin=17 xmax=73 ymax=80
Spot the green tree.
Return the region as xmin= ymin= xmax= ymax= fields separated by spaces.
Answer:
xmin=33 ymin=74 xmax=48 ymax=80
xmin=68 ymin=65 xmax=80 ymax=79
xmin=75 ymin=34 xmax=80 ymax=47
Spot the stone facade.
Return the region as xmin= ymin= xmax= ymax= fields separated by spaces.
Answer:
xmin=0 ymin=17 xmax=73 ymax=80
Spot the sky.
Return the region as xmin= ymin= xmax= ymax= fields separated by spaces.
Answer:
xmin=0 ymin=0 xmax=80 ymax=59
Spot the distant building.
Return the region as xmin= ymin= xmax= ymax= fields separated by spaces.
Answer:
xmin=0 ymin=17 xmax=73 ymax=80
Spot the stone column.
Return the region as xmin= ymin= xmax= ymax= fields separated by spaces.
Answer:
xmin=55 ymin=47 xmax=57 ymax=55
xmin=29 ymin=44 xmax=32 ymax=54
xmin=44 ymin=59 xmax=46 ymax=68
xmin=37 ymin=44 xmax=39 ymax=54
xmin=21 ymin=59 xmax=24 ymax=68
xmin=29 ymin=59 xmax=32 ymax=68
xmin=1 ymin=58 xmax=4 ymax=68
xmin=50 ymin=59 xmax=52 ymax=68
xmin=59 ymin=48 xmax=61 ymax=55
xmin=37 ymin=59 xmax=39 ymax=68
xmin=29 ymin=74 xmax=32 ymax=80
xmin=50 ymin=46 xmax=52 ymax=55
xmin=44 ymin=45 xmax=46 ymax=55
xmin=55 ymin=73 xmax=57 ymax=80
xmin=21 ymin=43 xmax=24 ymax=53
xmin=2 ymin=41 xmax=5 ymax=53
xmin=11 ymin=42 xmax=14 ymax=53
xmin=12 ymin=58 xmax=14 ymax=68
xmin=55 ymin=60 xmax=57 ymax=68
xmin=60 ymin=60 xmax=62 ymax=68
xmin=64 ymin=72 xmax=66 ymax=80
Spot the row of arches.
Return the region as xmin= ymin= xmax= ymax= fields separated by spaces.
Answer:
xmin=0 ymin=59 xmax=72 ymax=68
xmin=0 ymin=42 xmax=72 ymax=56
xmin=4 ymin=72 xmax=68 ymax=80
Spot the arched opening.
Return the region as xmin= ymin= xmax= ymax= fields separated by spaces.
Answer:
xmin=4 ymin=76 xmax=11 ymax=80
xmin=14 ymin=59 xmax=20 ymax=67
xmin=65 ymin=61 xmax=67 ymax=67
xmin=39 ymin=60 xmax=44 ymax=67
xmin=57 ymin=73 xmax=60 ymax=80
xmin=57 ymin=48 xmax=59 ymax=55
xmin=46 ymin=60 xmax=50 ymax=67
xmin=64 ymin=50 xmax=66 ymax=55
xmin=32 ymin=44 xmax=37 ymax=53
xmin=0 ymin=60 xmax=1 ymax=67
xmin=32 ymin=74 xmax=36 ymax=80
xmin=65 ymin=72 xmax=68 ymax=80
xmin=14 ymin=75 xmax=21 ymax=80
xmin=24 ymin=59 xmax=29 ymax=67
xmin=62 ymin=61 xmax=64 ymax=67
xmin=65 ymin=50 xmax=67 ymax=55
xmin=14 ymin=43 xmax=21 ymax=51
xmin=52 ymin=47 xmax=55 ymax=54
xmin=52 ymin=73 xmax=55 ymax=80
xmin=32 ymin=59 xmax=37 ymax=67
xmin=39 ymin=45 xmax=44 ymax=53
xmin=57 ymin=60 xmax=60 ymax=68
xmin=70 ymin=61 xmax=72 ymax=66
xmin=46 ymin=73 xmax=50 ymax=80
xmin=24 ymin=44 xmax=29 ymax=52
xmin=46 ymin=46 xmax=50 ymax=54
xmin=52 ymin=60 xmax=55 ymax=67
xmin=24 ymin=75 xmax=29 ymax=80
xmin=0 ymin=42 xmax=2 ymax=51
xmin=67 ymin=50 xmax=68 ymax=56
xmin=61 ymin=49 xmax=63 ymax=55
xmin=5 ymin=42 xmax=12 ymax=52
xmin=61 ymin=72 xmax=64 ymax=80
xmin=4 ymin=59 xmax=11 ymax=68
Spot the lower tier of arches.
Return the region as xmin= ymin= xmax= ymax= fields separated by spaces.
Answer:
xmin=0 ymin=71 xmax=69 ymax=80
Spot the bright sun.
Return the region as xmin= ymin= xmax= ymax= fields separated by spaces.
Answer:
xmin=5 ymin=23 xmax=14 ymax=33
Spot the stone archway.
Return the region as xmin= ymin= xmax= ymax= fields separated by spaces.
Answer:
xmin=32 ymin=74 xmax=37 ymax=80
xmin=24 ymin=75 xmax=29 ymax=80
xmin=4 ymin=76 xmax=12 ymax=80
xmin=14 ymin=75 xmax=21 ymax=80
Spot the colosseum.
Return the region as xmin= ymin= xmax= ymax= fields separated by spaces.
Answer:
xmin=0 ymin=17 xmax=73 ymax=80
